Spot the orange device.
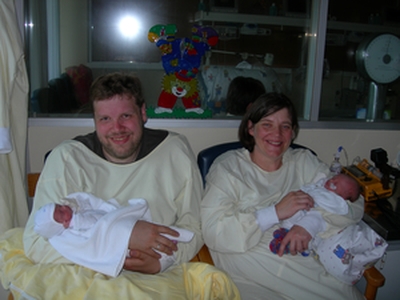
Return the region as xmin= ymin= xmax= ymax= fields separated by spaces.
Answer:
xmin=342 ymin=159 xmax=392 ymax=201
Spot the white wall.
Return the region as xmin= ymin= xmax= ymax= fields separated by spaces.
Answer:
xmin=27 ymin=124 xmax=400 ymax=173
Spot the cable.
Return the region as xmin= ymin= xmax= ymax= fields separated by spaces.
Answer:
xmin=340 ymin=146 xmax=349 ymax=167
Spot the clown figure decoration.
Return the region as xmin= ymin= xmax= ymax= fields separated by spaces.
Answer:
xmin=148 ymin=24 xmax=218 ymax=114
xmin=158 ymin=73 xmax=201 ymax=113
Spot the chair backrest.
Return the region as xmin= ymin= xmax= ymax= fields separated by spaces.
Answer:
xmin=197 ymin=141 xmax=316 ymax=186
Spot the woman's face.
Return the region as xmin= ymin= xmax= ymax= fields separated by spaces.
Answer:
xmin=248 ymin=108 xmax=294 ymax=170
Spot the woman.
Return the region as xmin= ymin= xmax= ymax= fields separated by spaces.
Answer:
xmin=201 ymin=93 xmax=364 ymax=299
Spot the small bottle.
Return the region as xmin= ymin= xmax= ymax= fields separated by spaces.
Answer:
xmin=330 ymin=147 xmax=342 ymax=174
xmin=269 ymin=3 xmax=277 ymax=16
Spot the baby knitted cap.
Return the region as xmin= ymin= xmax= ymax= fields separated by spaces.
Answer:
xmin=34 ymin=203 xmax=65 ymax=239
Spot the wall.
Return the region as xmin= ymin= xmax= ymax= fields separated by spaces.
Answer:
xmin=27 ymin=124 xmax=400 ymax=173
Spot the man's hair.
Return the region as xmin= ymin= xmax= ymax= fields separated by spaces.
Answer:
xmin=239 ymin=93 xmax=299 ymax=152
xmin=226 ymin=76 xmax=266 ymax=116
xmin=89 ymin=73 xmax=145 ymax=109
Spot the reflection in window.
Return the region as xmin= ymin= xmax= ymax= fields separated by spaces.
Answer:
xmin=26 ymin=0 xmax=400 ymax=126
xmin=29 ymin=0 xmax=312 ymax=121
xmin=90 ymin=0 xmax=198 ymax=63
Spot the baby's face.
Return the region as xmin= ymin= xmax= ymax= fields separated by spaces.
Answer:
xmin=54 ymin=204 xmax=73 ymax=228
xmin=324 ymin=174 xmax=358 ymax=202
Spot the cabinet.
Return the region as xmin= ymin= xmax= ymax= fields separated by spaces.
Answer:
xmin=194 ymin=11 xmax=400 ymax=35
xmin=193 ymin=10 xmax=400 ymax=71
xmin=194 ymin=11 xmax=308 ymax=27
xmin=193 ymin=11 xmax=311 ymax=68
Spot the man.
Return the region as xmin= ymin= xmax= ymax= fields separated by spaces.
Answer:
xmin=3 ymin=73 xmax=240 ymax=299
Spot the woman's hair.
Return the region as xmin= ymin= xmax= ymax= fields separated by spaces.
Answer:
xmin=226 ymin=76 xmax=266 ymax=116
xmin=238 ymin=93 xmax=299 ymax=152
xmin=89 ymin=73 xmax=145 ymax=109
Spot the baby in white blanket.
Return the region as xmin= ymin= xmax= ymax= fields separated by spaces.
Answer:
xmin=34 ymin=192 xmax=194 ymax=277
xmin=281 ymin=173 xmax=360 ymax=231
xmin=272 ymin=173 xmax=387 ymax=285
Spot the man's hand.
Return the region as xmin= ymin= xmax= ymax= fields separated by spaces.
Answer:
xmin=278 ymin=225 xmax=311 ymax=256
xmin=129 ymin=220 xmax=179 ymax=258
xmin=124 ymin=250 xmax=161 ymax=274
xmin=275 ymin=191 xmax=314 ymax=221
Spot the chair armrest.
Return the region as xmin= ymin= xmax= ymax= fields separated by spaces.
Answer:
xmin=190 ymin=244 xmax=214 ymax=265
xmin=363 ymin=266 xmax=385 ymax=300
xmin=27 ymin=173 xmax=40 ymax=197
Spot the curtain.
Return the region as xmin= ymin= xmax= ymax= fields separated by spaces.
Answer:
xmin=0 ymin=0 xmax=29 ymax=234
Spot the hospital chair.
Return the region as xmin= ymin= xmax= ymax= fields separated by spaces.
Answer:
xmin=194 ymin=141 xmax=385 ymax=300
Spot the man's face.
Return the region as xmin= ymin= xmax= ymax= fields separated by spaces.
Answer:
xmin=94 ymin=95 xmax=147 ymax=164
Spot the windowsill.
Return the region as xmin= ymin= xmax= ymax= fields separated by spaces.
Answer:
xmin=28 ymin=117 xmax=400 ymax=130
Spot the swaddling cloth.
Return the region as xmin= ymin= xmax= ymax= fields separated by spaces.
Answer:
xmin=47 ymin=193 xmax=194 ymax=277
xmin=281 ymin=178 xmax=349 ymax=230
xmin=301 ymin=178 xmax=349 ymax=215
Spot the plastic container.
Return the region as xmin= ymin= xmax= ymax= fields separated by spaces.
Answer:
xmin=330 ymin=147 xmax=343 ymax=174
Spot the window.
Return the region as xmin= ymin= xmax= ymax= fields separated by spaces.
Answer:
xmin=26 ymin=0 xmax=400 ymax=129
xmin=320 ymin=0 xmax=400 ymax=123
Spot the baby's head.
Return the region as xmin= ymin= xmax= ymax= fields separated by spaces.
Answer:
xmin=324 ymin=173 xmax=360 ymax=202
xmin=34 ymin=203 xmax=73 ymax=239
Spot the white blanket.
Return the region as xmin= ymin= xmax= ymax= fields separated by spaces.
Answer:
xmin=49 ymin=193 xmax=194 ymax=277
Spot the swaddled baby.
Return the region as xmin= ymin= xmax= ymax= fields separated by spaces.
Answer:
xmin=34 ymin=192 xmax=194 ymax=276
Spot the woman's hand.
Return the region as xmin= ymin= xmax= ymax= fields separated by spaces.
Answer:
xmin=278 ymin=225 xmax=312 ymax=256
xmin=275 ymin=190 xmax=314 ymax=221
xmin=128 ymin=220 xmax=179 ymax=258
xmin=124 ymin=249 xmax=161 ymax=274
